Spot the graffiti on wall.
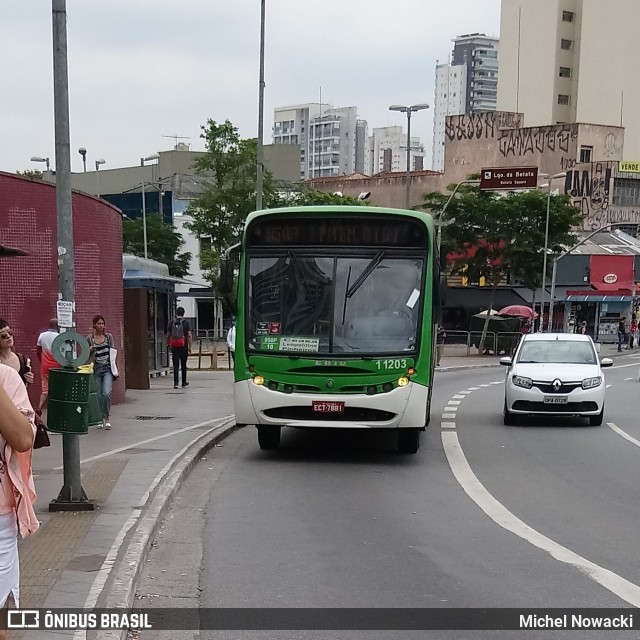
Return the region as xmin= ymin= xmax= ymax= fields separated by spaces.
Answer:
xmin=497 ymin=112 xmax=523 ymax=130
xmin=497 ymin=124 xmax=578 ymax=158
xmin=564 ymin=163 xmax=613 ymax=230
xmin=445 ymin=111 xmax=523 ymax=144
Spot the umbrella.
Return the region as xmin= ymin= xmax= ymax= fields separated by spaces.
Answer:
xmin=477 ymin=309 xmax=500 ymax=315
xmin=498 ymin=305 xmax=539 ymax=319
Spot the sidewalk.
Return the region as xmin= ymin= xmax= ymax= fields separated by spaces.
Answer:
xmin=16 ymin=342 xmax=637 ymax=639
xmin=18 ymin=370 xmax=237 ymax=640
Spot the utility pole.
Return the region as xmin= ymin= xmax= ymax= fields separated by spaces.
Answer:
xmin=50 ymin=0 xmax=93 ymax=511
xmin=256 ymin=0 xmax=266 ymax=211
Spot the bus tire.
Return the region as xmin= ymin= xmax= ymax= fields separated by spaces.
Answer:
xmin=397 ymin=428 xmax=420 ymax=454
xmin=258 ymin=426 xmax=281 ymax=450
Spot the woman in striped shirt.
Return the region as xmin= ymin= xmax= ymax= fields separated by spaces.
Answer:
xmin=87 ymin=315 xmax=115 ymax=430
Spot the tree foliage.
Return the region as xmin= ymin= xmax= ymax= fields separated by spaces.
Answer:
xmin=122 ymin=213 xmax=192 ymax=278
xmin=277 ymin=188 xmax=368 ymax=207
xmin=16 ymin=169 xmax=43 ymax=179
xmin=421 ymin=183 xmax=582 ymax=295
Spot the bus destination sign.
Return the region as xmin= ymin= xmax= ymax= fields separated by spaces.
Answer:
xmin=480 ymin=166 xmax=538 ymax=190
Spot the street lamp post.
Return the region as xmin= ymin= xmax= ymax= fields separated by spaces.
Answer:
xmin=140 ymin=154 xmax=160 ymax=260
xmin=78 ymin=148 xmax=87 ymax=172
xmin=256 ymin=0 xmax=266 ymax=211
xmin=30 ymin=156 xmax=50 ymax=171
xmin=389 ymin=103 xmax=429 ymax=209
xmin=94 ymin=159 xmax=105 ymax=197
xmin=436 ymin=178 xmax=481 ymax=250
xmin=540 ymin=172 xmax=567 ymax=331
xmin=548 ymin=223 xmax=618 ymax=332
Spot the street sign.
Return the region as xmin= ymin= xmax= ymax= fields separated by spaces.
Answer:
xmin=619 ymin=161 xmax=640 ymax=173
xmin=480 ymin=166 xmax=538 ymax=190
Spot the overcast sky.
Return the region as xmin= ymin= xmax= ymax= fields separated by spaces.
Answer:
xmin=1 ymin=1 xmax=501 ymax=174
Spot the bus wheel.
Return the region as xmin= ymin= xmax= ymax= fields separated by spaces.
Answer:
xmin=258 ymin=426 xmax=281 ymax=450
xmin=397 ymin=428 xmax=420 ymax=454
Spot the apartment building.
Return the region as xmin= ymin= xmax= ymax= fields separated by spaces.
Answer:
xmin=367 ymin=126 xmax=425 ymax=175
xmin=432 ymin=33 xmax=499 ymax=171
xmin=273 ymin=104 xmax=367 ymax=179
xmin=497 ymin=0 xmax=640 ymax=159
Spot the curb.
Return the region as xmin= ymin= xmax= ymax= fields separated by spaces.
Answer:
xmin=93 ymin=417 xmax=238 ymax=640
xmin=436 ymin=363 xmax=503 ymax=372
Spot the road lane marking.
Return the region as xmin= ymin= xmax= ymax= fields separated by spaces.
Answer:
xmin=441 ymin=422 xmax=456 ymax=429
xmin=606 ymin=384 xmax=612 ymax=389
xmin=442 ymin=430 xmax=640 ymax=607
xmin=442 ymin=413 xmax=457 ymax=419
xmin=447 ymin=400 xmax=461 ymax=406
xmin=607 ymin=422 xmax=640 ymax=448
xmin=468 ymin=387 xmax=481 ymax=390
xmin=624 ymin=377 xmax=633 ymax=381
xmin=452 ymin=394 xmax=467 ymax=399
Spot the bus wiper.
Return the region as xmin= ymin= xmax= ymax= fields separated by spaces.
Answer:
xmin=346 ymin=251 xmax=384 ymax=300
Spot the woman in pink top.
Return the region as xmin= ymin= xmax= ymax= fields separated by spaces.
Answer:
xmin=0 ymin=364 xmax=38 ymax=637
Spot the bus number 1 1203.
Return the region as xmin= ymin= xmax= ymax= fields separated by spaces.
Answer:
xmin=375 ymin=359 xmax=407 ymax=370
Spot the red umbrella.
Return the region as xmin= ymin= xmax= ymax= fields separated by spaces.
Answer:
xmin=498 ymin=305 xmax=539 ymax=319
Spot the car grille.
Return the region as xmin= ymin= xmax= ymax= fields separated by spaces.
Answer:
xmin=263 ymin=406 xmax=396 ymax=422
xmin=512 ymin=400 xmax=599 ymax=413
xmin=532 ymin=381 xmax=582 ymax=394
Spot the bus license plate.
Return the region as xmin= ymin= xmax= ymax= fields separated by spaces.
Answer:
xmin=544 ymin=396 xmax=568 ymax=404
xmin=312 ymin=401 xmax=345 ymax=413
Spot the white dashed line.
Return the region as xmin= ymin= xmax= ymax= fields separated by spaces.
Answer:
xmin=624 ymin=377 xmax=633 ymax=381
xmin=442 ymin=413 xmax=457 ymax=419
xmin=606 ymin=384 xmax=612 ymax=389
xmin=447 ymin=400 xmax=461 ymax=406
xmin=490 ymin=381 xmax=503 ymax=385
xmin=441 ymin=422 xmax=456 ymax=429
xmin=468 ymin=387 xmax=481 ymax=390
xmin=452 ymin=394 xmax=467 ymax=399
xmin=442 ymin=430 xmax=640 ymax=607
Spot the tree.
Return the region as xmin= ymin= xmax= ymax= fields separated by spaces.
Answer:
xmin=122 ymin=213 xmax=192 ymax=277
xmin=421 ymin=182 xmax=582 ymax=349
xmin=16 ymin=169 xmax=43 ymax=179
xmin=276 ymin=188 xmax=368 ymax=207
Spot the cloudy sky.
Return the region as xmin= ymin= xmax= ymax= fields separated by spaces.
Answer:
xmin=1 ymin=1 xmax=500 ymax=174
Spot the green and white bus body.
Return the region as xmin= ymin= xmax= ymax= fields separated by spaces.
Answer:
xmin=232 ymin=206 xmax=439 ymax=453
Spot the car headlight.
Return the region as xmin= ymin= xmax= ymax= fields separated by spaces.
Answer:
xmin=582 ymin=376 xmax=602 ymax=389
xmin=512 ymin=375 xmax=533 ymax=389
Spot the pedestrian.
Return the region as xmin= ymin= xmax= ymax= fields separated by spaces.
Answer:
xmin=435 ymin=325 xmax=446 ymax=366
xmin=86 ymin=315 xmax=116 ymax=430
xmin=226 ymin=318 xmax=236 ymax=365
xmin=167 ymin=307 xmax=192 ymax=389
xmin=0 ymin=320 xmax=34 ymax=387
xmin=36 ymin=317 xmax=59 ymax=415
xmin=0 ymin=364 xmax=39 ymax=637
xmin=578 ymin=320 xmax=587 ymax=335
xmin=629 ymin=318 xmax=638 ymax=349
xmin=617 ymin=318 xmax=626 ymax=352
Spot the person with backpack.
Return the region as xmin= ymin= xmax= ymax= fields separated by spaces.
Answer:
xmin=167 ymin=307 xmax=192 ymax=389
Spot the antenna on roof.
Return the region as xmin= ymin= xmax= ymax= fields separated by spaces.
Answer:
xmin=162 ymin=135 xmax=191 ymax=151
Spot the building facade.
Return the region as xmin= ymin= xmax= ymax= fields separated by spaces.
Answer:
xmin=273 ymin=104 xmax=367 ymax=179
xmin=432 ymin=33 xmax=499 ymax=171
xmin=367 ymin=126 xmax=425 ymax=175
xmin=498 ymin=0 xmax=640 ymax=161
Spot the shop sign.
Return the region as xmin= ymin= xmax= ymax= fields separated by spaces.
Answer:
xmin=603 ymin=273 xmax=618 ymax=284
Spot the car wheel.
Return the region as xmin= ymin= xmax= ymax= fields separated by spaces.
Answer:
xmin=503 ymin=400 xmax=518 ymax=426
xmin=589 ymin=407 xmax=604 ymax=426
xmin=398 ymin=428 xmax=420 ymax=454
xmin=257 ymin=426 xmax=281 ymax=449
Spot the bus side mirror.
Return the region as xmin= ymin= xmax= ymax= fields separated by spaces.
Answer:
xmin=220 ymin=259 xmax=234 ymax=294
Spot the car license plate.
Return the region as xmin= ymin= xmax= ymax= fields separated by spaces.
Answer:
xmin=544 ymin=396 xmax=568 ymax=404
xmin=312 ymin=401 xmax=345 ymax=413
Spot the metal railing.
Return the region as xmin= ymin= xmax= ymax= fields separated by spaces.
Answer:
xmin=442 ymin=330 xmax=523 ymax=356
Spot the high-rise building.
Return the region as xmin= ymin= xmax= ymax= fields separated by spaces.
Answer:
xmin=432 ymin=33 xmax=499 ymax=171
xmin=273 ymin=104 xmax=367 ymax=179
xmin=367 ymin=126 xmax=425 ymax=175
xmin=497 ymin=0 xmax=640 ymax=158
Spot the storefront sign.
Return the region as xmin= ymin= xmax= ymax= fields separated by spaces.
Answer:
xmin=619 ymin=161 xmax=640 ymax=173
xmin=480 ymin=166 xmax=538 ymax=190
xmin=603 ymin=273 xmax=618 ymax=284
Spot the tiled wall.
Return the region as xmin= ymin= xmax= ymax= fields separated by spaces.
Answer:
xmin=0 ymin=172 xmax=125 ymax=406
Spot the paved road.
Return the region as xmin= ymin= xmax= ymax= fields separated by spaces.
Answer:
xmin=133 ymin=359 xmax=640 ymax=639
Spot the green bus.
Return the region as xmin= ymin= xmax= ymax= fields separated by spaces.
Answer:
xmin=228 ymin=205 xmax=439 ymax=454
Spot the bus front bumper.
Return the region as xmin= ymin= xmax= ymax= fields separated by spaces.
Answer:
xmin=234 ymin=379 xmax=429 ymax=429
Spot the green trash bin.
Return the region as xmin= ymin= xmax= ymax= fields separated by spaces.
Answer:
xmin=47 ymin=368 xmax=91 ymax=434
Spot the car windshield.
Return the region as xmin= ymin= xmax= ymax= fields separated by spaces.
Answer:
xmin=247 ymin=253 xmax=424 ymax=355
xmin=517 ymin=340 xmax=597 ymax=365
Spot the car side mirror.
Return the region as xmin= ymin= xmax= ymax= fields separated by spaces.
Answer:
xmin=600 ymin=357 xmax=613 ymax=368
xmin=500 ymin=356 xmax=512 ymax=366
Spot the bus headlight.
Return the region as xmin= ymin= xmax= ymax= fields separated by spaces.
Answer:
xmin=252 ymin=375 xmax=265 ymax=386
xmin=397 ymin=376 xmax=409 ymax=387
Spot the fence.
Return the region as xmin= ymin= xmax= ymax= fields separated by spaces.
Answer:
xmin=443 ymin=330 xmax=522 ymax=356
xmin=188 ymin=337 xmax=233 ymax=370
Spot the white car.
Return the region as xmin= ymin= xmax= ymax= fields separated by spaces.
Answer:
xmin=500 ymin=333 xmax=613 ymax=426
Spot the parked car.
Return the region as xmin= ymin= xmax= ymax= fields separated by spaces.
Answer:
xmin=500 ymin=333 xmax=613 ymax=426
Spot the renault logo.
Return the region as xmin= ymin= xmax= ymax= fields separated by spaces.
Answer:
xmin=552 ymin=379 xmax=562 ymax=391
xmin=326 ymin=379 xmax=334 ymax=389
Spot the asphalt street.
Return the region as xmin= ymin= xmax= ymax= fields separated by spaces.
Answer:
xmin=133 ymin=358 xmax=640 ymax=640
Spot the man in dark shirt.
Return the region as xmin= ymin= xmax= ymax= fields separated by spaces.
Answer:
xmin=167 ymin=307 xmax=192 ymax=388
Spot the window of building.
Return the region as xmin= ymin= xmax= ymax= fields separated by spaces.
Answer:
xmin=579 ymin=146 xmax=592 ymax=163
xmin=199 ymin=237 xmax=212 ymax=269
xmin=558 ymin=94 xmax=571 ymax=105
xmin=613 ymin=178 xmax=640 ymax=207
xmin=559 ymin=66 xmax=572 ymax=78
xmin=561 ymin=38 xmax=573 ymax=50
xmin=562 ymin=10 xmax=574 ymax=22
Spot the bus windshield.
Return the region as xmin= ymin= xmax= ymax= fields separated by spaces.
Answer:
xmin=247 ymin=253 xmax=424 ymax=355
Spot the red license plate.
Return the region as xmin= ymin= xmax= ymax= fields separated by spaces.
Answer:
xmin=311 ymin=401 xmax=345 ymax=413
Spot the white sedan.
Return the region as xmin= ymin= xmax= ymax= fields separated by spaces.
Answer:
xmin=500 ymin=333 xmax=613 ymax=426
